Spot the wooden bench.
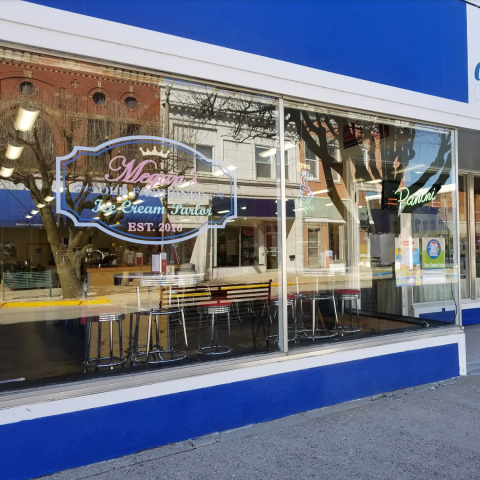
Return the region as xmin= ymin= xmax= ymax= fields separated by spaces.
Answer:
xmin=3 ymin=271 xmax=52 ymax=301
xmin=165 ymin=280 xmax=273 ymax=349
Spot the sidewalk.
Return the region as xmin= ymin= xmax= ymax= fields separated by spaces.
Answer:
xmin=41 ymin=327 xmax=480 ymax=480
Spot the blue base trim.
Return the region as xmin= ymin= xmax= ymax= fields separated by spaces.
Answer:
xmin=0 ymin=344 xmax=459 ymax=480
xmin=419 ymin=307 xmax=480 ymax=326
xmin=461 ymin=307 xmax=480 ymax=326
xmin=420 ymin=309 xmax=456 ymax=323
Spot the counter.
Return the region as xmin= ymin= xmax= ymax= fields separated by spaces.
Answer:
xmin=86 ymin=265 xmax=151 ymax=286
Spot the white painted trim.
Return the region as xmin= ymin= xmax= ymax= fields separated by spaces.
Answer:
xmin=0 ymin=2 xmax=478 ymax=129
xmin=459 ymin=300 xmax=480 ymax=309
xmin=0 ymin=330 xmax=464 ymax=426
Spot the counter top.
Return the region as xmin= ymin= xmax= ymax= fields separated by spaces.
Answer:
xmin=86 ymin=265 xmax=151 ymax=273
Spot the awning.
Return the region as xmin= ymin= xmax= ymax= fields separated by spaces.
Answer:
xmin=0 ymin=189 xmax=41 ymax=228
xmin=304 ymin=197 xmax=349 ymax=221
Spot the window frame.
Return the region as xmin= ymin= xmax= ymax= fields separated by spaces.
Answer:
xmin=255 ymin=145 xmax=273 ymax=179
xmin=195 ymin=144 xmax=214 ymax=173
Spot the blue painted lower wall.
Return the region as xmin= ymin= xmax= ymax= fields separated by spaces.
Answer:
xmin=419 ymin=307 xmax=480 ymax=326
xmin=462 ymin=308 xmax=480 ymax=326
xmin=0 ymin=343 xmax=460 ymax=480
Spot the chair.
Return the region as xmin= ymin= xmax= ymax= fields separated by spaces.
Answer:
xmin=84 ymin=308 xmax=126 ymax=371
xmin=335 ymin=289 xmax=361 ymax=333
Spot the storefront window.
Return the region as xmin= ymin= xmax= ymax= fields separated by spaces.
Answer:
xmin=0 ymin=48 xmax=282 ymax=388
xmin=0 ymin=46 xmax=460 ymax=390
xmin=474 ymin=176 xmax=480 ymax=297
xmin=284 ymin=101 xmax=459 ymax=348
xmin=458 ymin=175 xmax=469 ymax=299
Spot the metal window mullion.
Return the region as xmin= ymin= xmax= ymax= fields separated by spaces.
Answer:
xmin=467 ymin=172 xmax=476 ymax=301
xmin=277 ymin=98 xmax=288 ymax=353
xmin=452 ymin=129 xmax=463 ymax=326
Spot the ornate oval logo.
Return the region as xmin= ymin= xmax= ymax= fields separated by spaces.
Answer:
xmin=56 ymin=136 xmax=237 ymax=244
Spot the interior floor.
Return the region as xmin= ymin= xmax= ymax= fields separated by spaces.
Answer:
xmin=0 ymin=299 xmax=449 ymax=392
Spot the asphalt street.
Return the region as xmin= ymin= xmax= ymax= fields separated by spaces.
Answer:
xmin=41 ymin=325 xmax=480 ymax=480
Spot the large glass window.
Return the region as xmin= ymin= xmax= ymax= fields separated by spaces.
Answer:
xmin=0 ymin=46 xmax=460 ymax=391
xmin=474 ymin=176 xmax=480 ymax=298
xmin=0 ymin=48 xmax=282 ymax=389
xmin=284 ymin=101 xmax=459 ymax=349
xmin=458 ymin=175 xmax=469 ymax=299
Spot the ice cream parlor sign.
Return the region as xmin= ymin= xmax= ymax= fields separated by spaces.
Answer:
xmin=56 ymin=136 xmax=237 ymax=244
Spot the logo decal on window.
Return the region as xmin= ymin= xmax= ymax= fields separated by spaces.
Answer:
xmin=56 ymin=136 xmax=237 ymax=244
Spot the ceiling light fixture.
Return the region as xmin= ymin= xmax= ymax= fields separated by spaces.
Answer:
xmin=14 ymin=108 xmax=40 ymax=132
xmin=0 ymin=167 xmax=14 ymax=178
xmin=5 ymin=145 xmax=24 ymax=160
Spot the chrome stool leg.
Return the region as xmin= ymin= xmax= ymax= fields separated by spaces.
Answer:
xmin=197 ymin=303 xmax=233 ymax=355
xmin=84 ymin=311 xmax=127 ymax=371
xmin=96 ymin=321 xmax=102 ymax=371
xmin=336 ymin=291 xmax=361 ymax=334
xmin=132 ymin=307 xmax=189 ymax=364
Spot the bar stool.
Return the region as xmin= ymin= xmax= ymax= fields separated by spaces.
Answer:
xmin=267 ymin=295 xmax=298 ymax=343
xmin=126 ymin=304 xmax=153 ymax=354
xmin=296 ymin=275 xmax=338 ymax=339
xmin=131 ymin=306 xmax=188 ymax=365
xmin=197 ymin=301 xmax=232 ymax=355
xmin=84 ymin=309 xmax=126 ymax=371
xmin=335 ymin=289 xmax=361 ymax=333
xmin=126 ymin=285 xmax=156 ymax=354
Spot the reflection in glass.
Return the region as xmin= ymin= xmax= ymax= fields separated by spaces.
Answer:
xmin=0 ymin=50 xmax=282 ymax=388
xmin=458 ymin=175 xmax=469 ymax=299
xmin=283 ymin=101 xmax=459 ymax=350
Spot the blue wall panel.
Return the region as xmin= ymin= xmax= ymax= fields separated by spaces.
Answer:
xmin=462 ymin=308 xmax=480 ymax=325
xmin=25 ymin=0 xmax=468 ymax=102
xmin=0 ymin=343 xmax=459 ymax=480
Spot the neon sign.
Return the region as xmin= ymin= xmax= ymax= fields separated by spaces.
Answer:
xmin=395 ymin=186 xmax=438 ymax=207
xmin=56 ymin=136 xmax=237 ymax=244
